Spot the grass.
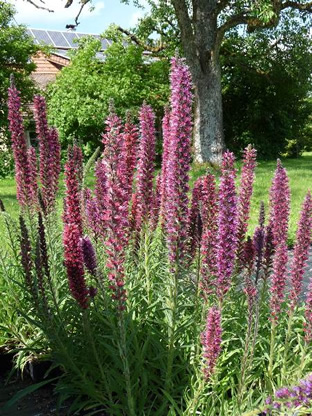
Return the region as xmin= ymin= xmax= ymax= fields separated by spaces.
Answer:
xmin=1 ymin=153 xmax=311 ymax=244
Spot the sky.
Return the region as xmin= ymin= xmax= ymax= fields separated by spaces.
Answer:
xmin=9 ymin=0 xmax=147 ymax=34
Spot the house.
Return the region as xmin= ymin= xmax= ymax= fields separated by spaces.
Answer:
xmin=26 ymin=28 xmax=110 ymax=89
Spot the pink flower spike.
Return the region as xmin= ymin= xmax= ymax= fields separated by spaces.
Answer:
xmin=269 ymin=159 xmax=290 ymax=246
xmin=200 ymin=173 xmax=219 ymax=297
xmin=135 ymin=102 xmax=156 ymax=230
xmin=201 ymin=306 xmax=222 ymax=379
xmin=270 ymin=241 xmax=288 ymax=322
xmin=165 ymin=56 xmax=193 ymax=268
xmin=216 ymin=151 xmax=238 ymax=300
xmin=289 ymin=191 xmax=312 ymax=311
xmin=159 ymin=106 xmax=171 ymax=226
xmin=123 ymin=111 xmax=139 ymax=195
xmin=7 ymin=78 xmax=35 ymax=209
xmin=236 ymin=145 xmax=257 ymax=265
xmin=102 ymin=108 xmax=129 ymax=308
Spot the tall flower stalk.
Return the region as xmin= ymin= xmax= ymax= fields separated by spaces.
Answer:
xmin=102 ymin=109 xmax=129 ymax=307
xmin=163 ymin=56 xmax=193 ymax=398
xmin=236 ymin=145 xmax=257 ymax=268
xmin=63 ymin=146 xmax=88 ymax=309
xmin=165 ymin=56 xmax=193 ymax=269
xmin=159 ymin=106 xmax=171 ymax=225
xmin=33 ymin=95 xmax=61 ymax=212
xmin=269 ymin=159 xmax=290 ymax=246
xmin=8 ymin=77 xmax=37 ymax=209
xmin=200 ymin=173 xmax=218 ymax=298
xmin=201 ymin=306 xmax=222 ymax=379
xmin=134 ymin=102 xmax=156 ymax=231
xmin=123 ymin=110 xmax=138 ymax=196
xmin=216 ymin=151 xmax=238 ymax=302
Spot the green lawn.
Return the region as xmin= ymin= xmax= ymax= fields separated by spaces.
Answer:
xmin=1 ymin=153 xmax=311 ymax=244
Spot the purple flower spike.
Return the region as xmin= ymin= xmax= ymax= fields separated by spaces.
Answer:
xmin=289 ymin=191 xmax=312 ymax=311
xmin=165 ymin=56 xmax=193 ymax=269
xmin=201 ymin=306 xmax=222 ymax=379
xmin=200 ymin=174 xmax=219 ymax=297
xmin=270 ymin=241 xmax=288 ymax=322
xmin=216 ymin=151 xmax=238 ymax=301
xmin=8 ymin=78 xmax=37 ymax=209
xmin=269 ymin=159 xmax=290 ymax=246
xmin=159 ymin=106 xmax=171 ymax=225
xmin=81 ymin=236 xmax=97 ymax=277
xmin=33 ymin=95 xmax=61 ymax=212
xmin=102 ymin=108 xmax=129 ymax=308
xmin=236 ymin=145 xmax=257 ymax=266
xmin=135 ymin=102 xmax=156 ymax=230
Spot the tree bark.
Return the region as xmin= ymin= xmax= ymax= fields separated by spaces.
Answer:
xmin=191 ymin=55 xmax=225 ymax=164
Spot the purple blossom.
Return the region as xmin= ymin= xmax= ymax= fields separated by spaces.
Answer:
xmin=8 ymin=78 xmax=36 ymax=209
xmin=270 ymin=241 xmax=288 ymax=322
xmin=64 ymin=145 xmax=83 ymax=236
xmin=289 ymin=191 xmax=312 ymax=311
xmin=201 ymin=306 xmax=222 ymax=379
xmin=269 ymin=159 xmax=290 ymax=246
xmin=216 ymin=151 xmax=238 ymax=300
xmin=102 ymin=109 xmax=129 ymax=308
xmin=236 ymin=145 xmax=257 ymax=265
xmin=123 ymin=110 xmax=139 ymax=195
xmin=33 ymin=96 xmax=60 ymax=212
xmin=200 ymin=173 xmax=219 ymax=296
xmin=63 ymin=223 xmax=89 ymax=309
xmin=263 ymin=374 xmax=312 ymax=413
xmin=134 ymin=103 xmax=156 ymax=230
xmin=63 ymin=146 xmax=88 ymax=309
xmin=159 ymin=106 xmax=171 ymax=225
xmin=165 ymin=56 xmax=193 ymax=268
xmin=80 ymin=236 xmax=97 ymax=277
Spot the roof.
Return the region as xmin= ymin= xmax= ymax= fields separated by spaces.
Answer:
xmin=26 ymin=28 xmax=110 ymax=60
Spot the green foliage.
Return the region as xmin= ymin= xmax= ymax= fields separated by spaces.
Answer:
xmin=1 ymin=208 xmax=312 ymax=415
xmin=0 ymin=1 xmax=39 ymax=142
xmin=47 ymin=35 xmax=170 ymax=152
xmin=222 ymin=13 xmax=312 ymax=159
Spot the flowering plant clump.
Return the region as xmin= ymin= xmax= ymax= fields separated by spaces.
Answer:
xmin=3 ymin=58 xmax=312 ymax=416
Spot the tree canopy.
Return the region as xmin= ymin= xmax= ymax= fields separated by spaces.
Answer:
xmin=47 ymin=35 xmax=170 ymax=154
xmin=0 ymin=1 xmax=39 ymax=137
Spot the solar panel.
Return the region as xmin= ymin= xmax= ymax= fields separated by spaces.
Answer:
xmin=47 ymin=31 xmax=70 ymax=48
xmin=63 ymin=32 xmax=79 ymax=48
xmin=31 ymin=29 xmax=52 ymax=45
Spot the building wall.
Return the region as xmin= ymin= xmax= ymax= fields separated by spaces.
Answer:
xmin=31 ymin=51 xmax=69 ymax=89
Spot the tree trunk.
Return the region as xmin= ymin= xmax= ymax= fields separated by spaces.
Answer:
xmin=191 ymin=57 xmax=225 ymax=164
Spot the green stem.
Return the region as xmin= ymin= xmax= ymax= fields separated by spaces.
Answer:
xmin=297 ymin=343 xmax=308 ymax=380
xmin=143 ymin=230 xmax=152 ymax=305
xmin=83 ymin=311 xmax=113 ymax=406
xmin=186 ymin=377 xmax=205 ymax=416
xmin=281 ymin=309 xmax=294 ymax=384
xmin=237 ymin=309 xmax=253 ymax=410
xmin=165 ymin=266 xmax=178 ymax=392
xmin=118 ymin=315 xmax=136 ymax=416
xmin=268 ymin=321 xmax=276 ymax=391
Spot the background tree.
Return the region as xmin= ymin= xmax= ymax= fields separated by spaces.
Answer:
xmin=222 ymin=11 xmax=312 ymax=158
xmin=21 ymin=0 xmax=312 ymax=162
xmin=0 ymin=1 xmax=39 ymax=136
xmin=0 ymin=1 xmax=40 ymax=177
xmin=47 ymin=35 xmax=169 ymax=154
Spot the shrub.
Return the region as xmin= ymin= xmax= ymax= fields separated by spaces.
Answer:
xmin=1 ymin=57 xmax=312 ymax=416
